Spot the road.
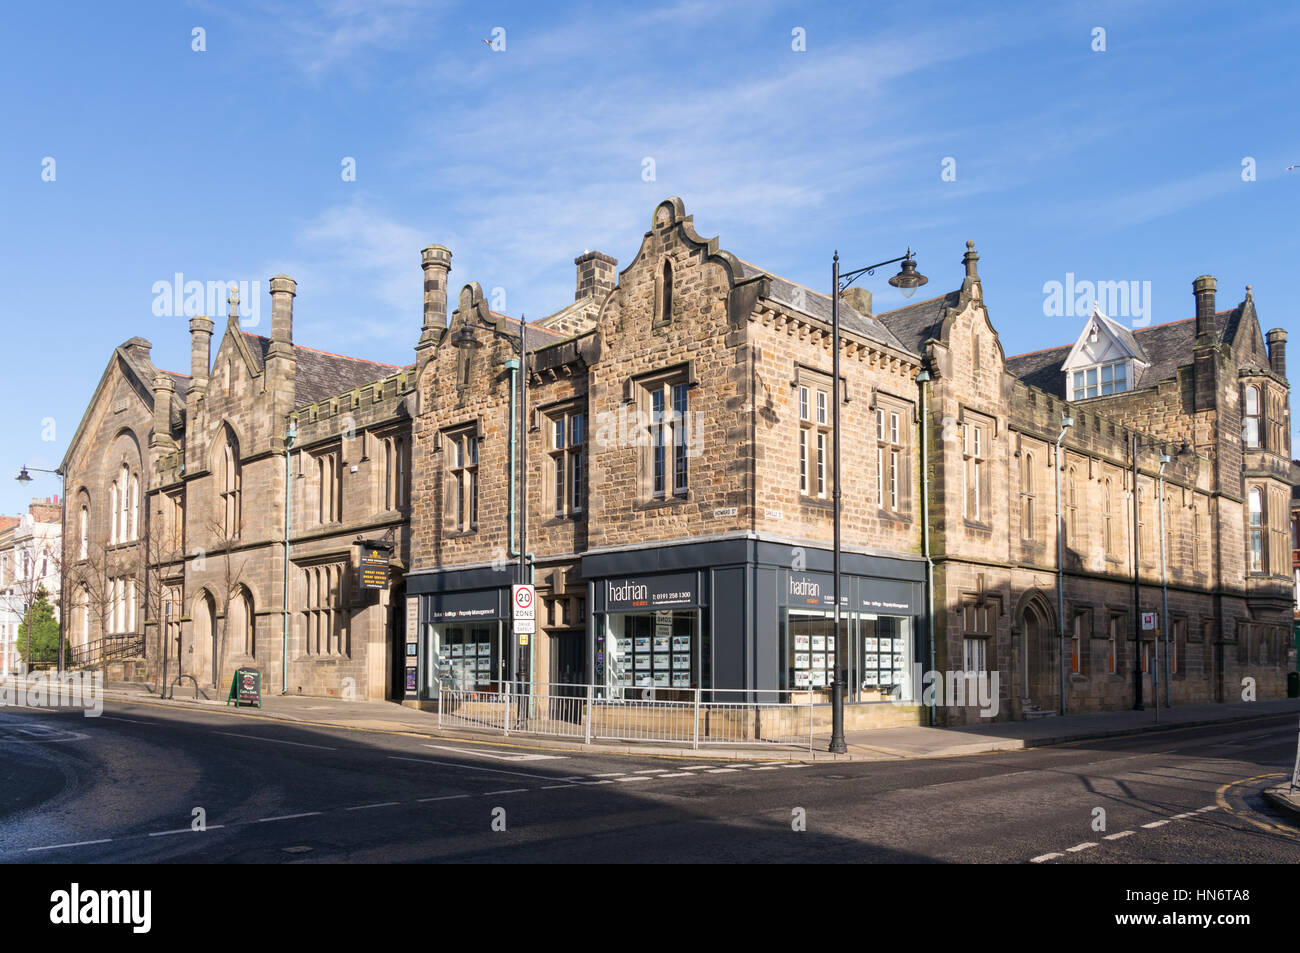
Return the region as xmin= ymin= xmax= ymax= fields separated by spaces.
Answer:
xmin=1 ymin=699 xmax=1297 ymax=863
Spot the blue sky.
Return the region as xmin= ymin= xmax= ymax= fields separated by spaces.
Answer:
xmin=2 ymin=0 xmax=1297 ymax=516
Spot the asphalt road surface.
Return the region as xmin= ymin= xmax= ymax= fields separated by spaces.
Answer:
xmin=2 ymin=699 xmax=1298 ymax=863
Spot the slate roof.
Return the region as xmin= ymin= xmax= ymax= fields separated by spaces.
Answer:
xmin=874 ymin=290 xmax=964 ymax=354
xmin=734 ymin=259 xmax=913 ymax=355
xmin=1005 ymin=310 xmax=1239 ymax=399
xmin=241 ymin=334 xmax=411 ymax=407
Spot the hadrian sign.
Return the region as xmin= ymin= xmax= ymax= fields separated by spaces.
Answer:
xmin=602 ymin=572 xmax=697 ymax=613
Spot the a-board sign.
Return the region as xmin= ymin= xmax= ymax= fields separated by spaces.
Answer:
xmin=227 ymin=668 xmax=262 ymax=708
xmin=360 ymin=544 xmax=391 ymax=590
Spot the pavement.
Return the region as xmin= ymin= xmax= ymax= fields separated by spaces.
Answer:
xmin=12 ymin=674 xmax=1295 ymax=764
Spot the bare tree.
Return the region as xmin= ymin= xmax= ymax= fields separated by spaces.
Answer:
xmin=59 ymin=537 xmax=129 ymax=678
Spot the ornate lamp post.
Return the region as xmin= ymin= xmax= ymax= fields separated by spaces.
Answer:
xmin=828 ymin=250 xmax=926 ymax=753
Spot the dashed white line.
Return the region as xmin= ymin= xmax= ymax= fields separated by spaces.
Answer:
xmin=149 ymin=825 xmax=224 ymax=836
xmin=614 ymin=775 xmax=653 ymax=783
xmin=417 ymin=794 xmax=470 ymax=803
xmin=1103 ymin=830 xmax=1135 ymax=840
xmin=1141 ymin=820 xmax=1170 ymax=829
xmin=706 ymin=768 xmax=739 ymax=774
xmin=1197 ymin=805 xmax=1218 ymax=813
xmin=1066 ymin=842 xmax=1097 ymax=853
xmin=346 ymin=802 xmax=400 ymax=811
xmin=541 ymin=783 xmax=578 ymax=789
xmin=1030 ymin=852 xmax=1063 ymax=863
xmin=218 ymin=732 xmax=336 ymax=751
xmin=657 ymin=772 xmax=693 ymax=778
xmin=590 ymin=772 xmax=626 ymax=777
xmin=633 ymin=769 xmax=668 ymax=774
xmin=28 ymin=838 xmax=112 ymax=852
xmin=482 ymin=788 xmax=528 ymax=796
xmin=258 ymin=812 xmax=322 ymax=823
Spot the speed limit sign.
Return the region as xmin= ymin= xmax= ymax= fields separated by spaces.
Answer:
xmin=512 ymin=584 xmax=535 ymax=621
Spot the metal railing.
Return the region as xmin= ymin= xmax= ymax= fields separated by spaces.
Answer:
xmin=65 ymin=635 xmax=145 ymax=668
xmin=436 ymin=679 xmax=818 ymax=751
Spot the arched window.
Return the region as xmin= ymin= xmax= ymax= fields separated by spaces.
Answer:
xmin=118 ymin=464 xmax=130 ymax=542
xmin=657 ymin=259 xmax=673 ymax=324
xmin=1243 ymin=385 xmax=1260 ymax=448
xmin=221 ymin=433 xmax=242 ymax=538
xmin=233 ymin=587 xmax=255 ymax=656
xmin=129 ymin=473 xmax=139 ymax=541
xmin=1248 ymin=487 xmax=1264 ymax=572
xmin=79 ymin=505 xmax=88 ymax=560
xmin=109 ymin=481 xmax=119 ymax=545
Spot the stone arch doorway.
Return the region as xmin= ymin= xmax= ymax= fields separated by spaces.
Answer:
xmin=191 ymin=590 xmax=217 ymax=689
xmin=1014 ymin=590 xmax=1058 ymax=715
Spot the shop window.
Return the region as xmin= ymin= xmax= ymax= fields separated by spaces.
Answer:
xmin=605 ymin=608 xmax=702 ymax=695
xmin=431 ymin=621 xmax=502 ymax=691
xmin=549 ymin=407 xmax=585 ymax=517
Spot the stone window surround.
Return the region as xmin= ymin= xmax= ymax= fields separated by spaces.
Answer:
xmin=959 ymin=406 xmax=996 ymax=527
xmin=871 ymin=389 xmax=914 ymax=519
xmin=794 ymin=365 xmax=832 ymax=501
xmin=439 ymin=422 xmax=481 ymax=535
xmin=542 ymin=399 xmax=586 ymax=521
xmin=625 ymin=364 xmax=695 ymax=506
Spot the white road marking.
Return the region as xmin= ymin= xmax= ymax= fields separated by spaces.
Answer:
xmin=1171 ymin=812 xmax=1197 ymax=819
xmin=541 ymin=783 xmax=578 ymax=789
xmin=346 ymin=802 xmax=400 ymax=811
xmin=633 ymin=769 xmax=668 ymax=774
xmin=102 ymin=716 xmax=153 ymax=725
xmin=1141 ymin=820 xmax=1170 ymax=828
xmin=614 ymin=775 xmax=653 ymax=783
xmin=590 ymin=772 xmax=626 ymax=777
xmin=1103 ymin=831 xmax=1135 ymax=840
xmin=258 ymin=812 xmax=322 ymax=823
xmin=657 ymin=772 xmax=693 ymax=778
xmin=1198 ymin=805 xmax=1218 ymax=812
xmin=418 ymin=794 xmax=470 ymax=802
xmin=706 ymin=768 xmax=739 ymax=774
xmin=388 ymin=755 xmax=559 ymax=781
xmin=218 ymin=732 xmax=336 ymax=751
xmin=1066 ymin=842 xmax=1097 ymax=852
xmin=28 ymin=838 xmax=112 ymax=852
xmin=1030 ymin=852 xmax=1063 ymax=863
xmin=149 ymin=825 xmax=224 ymax=836
xmin=421 ymin=743 xmax=565 ymax=762
xmin=751 ymin=766 xmax=781 ymax=771
xmin=482 ymin=788 xmax=528 ymax=795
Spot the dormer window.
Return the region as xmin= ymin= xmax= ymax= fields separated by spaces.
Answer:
xmin=1071 ymin=360 xmax=1129 ymax=400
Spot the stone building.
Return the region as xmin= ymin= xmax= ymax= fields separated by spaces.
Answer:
xmin=62 ymin=196 xmax=1296 ymax=721
xmin=0 ymin=498 xmax=62 ymax=674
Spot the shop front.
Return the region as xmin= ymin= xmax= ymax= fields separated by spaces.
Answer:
xmin=591 ymin=570 xmax=710 ymax=700
xmin=408 ymin=569 xmax=514 ymax=702
xmin=777 ymin=569 xmax=918 ymax=703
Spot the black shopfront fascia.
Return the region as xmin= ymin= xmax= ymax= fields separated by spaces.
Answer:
xmin=408 ymin=567 xmax=512 ymax=700
xmin=582 ymin=538 xmax=925 ymax=695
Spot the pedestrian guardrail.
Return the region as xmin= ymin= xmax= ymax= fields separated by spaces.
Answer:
xmin=436 ymin=680 xmax=817 ymax=751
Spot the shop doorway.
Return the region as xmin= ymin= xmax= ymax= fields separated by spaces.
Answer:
xmin=389 ymin=584 xmax=406 ymax=700
xmin=551 ymin=631 xmax=586 ymax=693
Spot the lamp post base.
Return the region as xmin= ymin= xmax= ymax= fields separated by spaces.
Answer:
xmin=828 ymin=679 xmax=847 ymax=754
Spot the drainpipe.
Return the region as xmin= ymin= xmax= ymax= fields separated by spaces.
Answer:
xmin=1055 ymin=415 xmax=1074 ymax=716
xmin=1158 ymin=453 xmax=1171 ymax=710
xmin=917 ymin=368 xmax=935 ymax=726
xmin=282 ymin=422 xmax=296 ymax=694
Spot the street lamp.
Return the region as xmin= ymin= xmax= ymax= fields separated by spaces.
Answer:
xmin=1054 ymin=416 xmax=1074 ymax=716
xmin=15 ymin=465 xmax=64 ymax=676
xmin=453 ymin=313 xmax=530 ymax=687
xmin=828 ymin=250 xmax=927 ymax=754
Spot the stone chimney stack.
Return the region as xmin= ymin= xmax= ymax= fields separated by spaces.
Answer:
xmin=151 ymin=374 xmax=176 ymax=449
xmin=189 ymin=316 xmax=213 ymax=393
xmin=1193 ymin=275 xmax=1217 ymax=342
xmin=269 ymin=275 xmax=297 ymax=354
xmin=575 ymin=251 xmax=617 ymax=301
xmin=420 ymin=245 xmax=453 ymax=345
xmin=1267 ymin=328 xmax=1287 ymax=379
xmin=841 ymin=288 xmax=872 ymax=316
